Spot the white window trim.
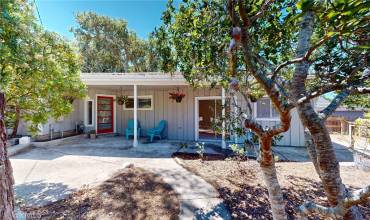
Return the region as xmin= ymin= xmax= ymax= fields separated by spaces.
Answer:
xmin=84 ymin=99 xmax=94 ymax=127
xmin=254 ymin=98 xmax=280 ymax=121
xmin=123 ymin=95 xmax=154 ymax=111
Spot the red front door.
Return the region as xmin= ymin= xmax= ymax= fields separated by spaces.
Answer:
xmin=97 ymin=96 xmax=114 ymax=134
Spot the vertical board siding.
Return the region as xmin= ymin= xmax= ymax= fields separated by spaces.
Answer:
xmin=45 ymin=85 xmax=305 ymax=146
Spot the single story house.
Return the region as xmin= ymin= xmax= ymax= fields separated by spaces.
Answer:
xmin=17 ymin=72 xmax=306 ymax=147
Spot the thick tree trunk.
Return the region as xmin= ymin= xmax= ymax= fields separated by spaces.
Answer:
xmin=10 ymin=106 xmax=20 ymax=138
xmin=291 ymin=10 xmax=362 ymax=219
xmin=0 ymin=93 xmax=16 ymax=220
xmin=295 ymin=101 xmax=363 ymax=219
xmin=260 ymin=136 xmax=287 ymax=220
xmin=304 ymin=131 xmax=321 ymax=177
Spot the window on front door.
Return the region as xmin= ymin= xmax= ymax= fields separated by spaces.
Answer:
xmin=97 ymin=96 xmax=114 ymax=133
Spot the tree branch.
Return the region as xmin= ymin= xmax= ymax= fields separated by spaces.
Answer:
xmin=272 ymin=35 xmax=331 ymax=80
xmin=319 ymin=89 xmax=350 ymax=120
xmin=353 ymin=87 xmax=370 ymax=94
xmin=304 ymin=131 xmax=321 ymax=177
xmin=298 ymin=201 xmax=340 ymax=219
xmin=299 ymin=185 xmax=370 ymax=218
xmin=298 ymin=84 xmax=344 ymax=104
xmin=229 ymin=0 xmax=292 ymax=114
xmin=319 ymin=87 xmax=370 ymax=120
xmin=345 ymin=185 xmax=370 ymax=208
xmin=250 ymin=0 xmax=274 ymax=22
xmin=237 ymin=0 xmax=250 ymax=27
xmin=239 ymin=89 xmax=253 ymax=115
xmin=244 ymin=116 xmax=264 ymax=136
xmin=267 ymin=110 xmax=291 ymax=137
xmin=227 ymin=0 xmax=240 ymax=27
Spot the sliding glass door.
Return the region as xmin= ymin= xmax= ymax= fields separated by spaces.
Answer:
xmin=198 ymin=98 xmax=222 ymax=140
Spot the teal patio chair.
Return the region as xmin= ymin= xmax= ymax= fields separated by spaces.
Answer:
xmin=147 ymin=120 xmax=166 ymax=142
xmin=125 ymin=119 xmax=141 ymax=140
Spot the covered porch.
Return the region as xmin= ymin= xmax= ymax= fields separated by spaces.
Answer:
xmin=81 ymin=73 xmax=229 ymax=148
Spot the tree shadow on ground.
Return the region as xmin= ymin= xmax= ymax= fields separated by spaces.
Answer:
xmin=220 ymin=175 xmax=370 ymax=220
xmin=15 ymin=181 xmax=73 ymax=207
xmin=21 ymin=167 xmax=180 ymax=220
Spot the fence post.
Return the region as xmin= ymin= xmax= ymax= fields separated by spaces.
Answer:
xmin=349 ymin=123 xmax=353 ymax=149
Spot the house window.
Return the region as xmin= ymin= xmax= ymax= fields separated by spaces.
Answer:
xmin=85 ymin=100 xmax=94 ymax=126
xmin=123 ymin=95 xmax=153 ymax=110
xmin=256 ymin=98 xmax=279 ymax=118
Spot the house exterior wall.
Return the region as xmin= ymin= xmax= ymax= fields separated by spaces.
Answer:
xmin=234 ymin=92 xmax=305 ymax=147
xmin=82 ymin=85 xmax=305 ymax=146
xmin=21 ymin=85 xmax=305 ymax=146
xmin=86 ymin=85 xmax=221 ymax=141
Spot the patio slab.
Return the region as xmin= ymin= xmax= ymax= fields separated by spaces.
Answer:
xmin=10 ymin=136 xmax=230 ymax=220
xmin=273 ymin=140 xmax=354 ymax=162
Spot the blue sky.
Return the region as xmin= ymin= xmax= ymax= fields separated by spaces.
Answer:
xmin=35 ymin=0 xmax=179 ymax=40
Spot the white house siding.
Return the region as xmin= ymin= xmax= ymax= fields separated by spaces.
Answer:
xmin=254 ymin=108 xmax=305 ymax=146
xmin=234 ymin=91 xmax=305 ymax=146
xmin=34 ymin=100 xmax=84 ymax=137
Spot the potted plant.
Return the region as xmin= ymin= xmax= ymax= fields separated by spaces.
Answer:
xmin=169 ymin=91 xmax=186 ymax=103
xmin=89 ymin=130 xmax=97 ymax=139
xmin=116 ymin=95 xmax=128 ymax=105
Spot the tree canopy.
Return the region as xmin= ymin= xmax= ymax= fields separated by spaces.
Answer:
xmin=72 ymin=12 xmax=159 ymax=73
xmin=1 ymin=0 xmax=86 ymax=136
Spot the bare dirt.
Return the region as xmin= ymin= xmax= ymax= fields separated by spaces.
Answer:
xmin=177 ymin=158 xmax=370 ymax=220
xmin=21 ymin=167 xmax=180 ymax=220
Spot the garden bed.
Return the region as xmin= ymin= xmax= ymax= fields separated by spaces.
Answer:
xmin=176 ymin=159 xmax=370 ymax=219
xmin=20 ymin=167 xmax=180 ymax=220
xmin=172 ymin=152 xmax=226 ymax=160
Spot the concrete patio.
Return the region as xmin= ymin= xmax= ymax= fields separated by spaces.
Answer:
xmin=10 ymin=135 xmax=231 ymax=220
xmin=10 ymin=134 xmax=357 ymax=219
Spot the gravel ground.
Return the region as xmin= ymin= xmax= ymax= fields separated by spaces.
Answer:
xmin=177 ymin=158 xmax=370 ymax=219
xmin=21 ymin=167 xmax=180 ymax=220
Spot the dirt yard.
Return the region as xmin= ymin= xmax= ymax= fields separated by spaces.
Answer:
xmin=176 ymin=158 xmax=370 ymax=219
xmin=21 ymin=167 xmax=180 ymax=220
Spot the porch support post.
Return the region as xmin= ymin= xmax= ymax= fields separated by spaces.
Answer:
xmin=133 ymin=84 xmax=138 ymax=147
xmin=233 ymin=93 xmax=238 ymax=143
xmin=221 ymin=87 xmax=226 ymax=149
